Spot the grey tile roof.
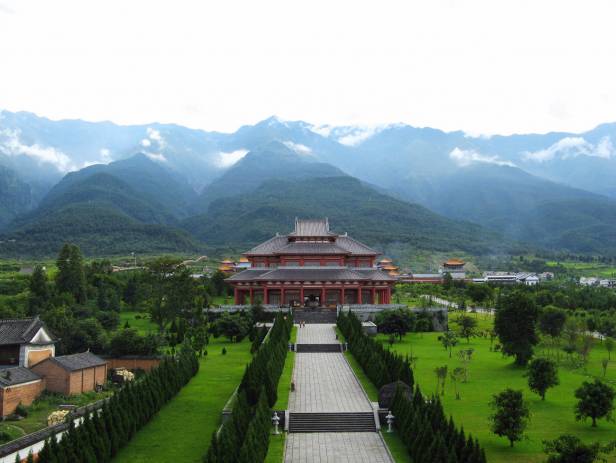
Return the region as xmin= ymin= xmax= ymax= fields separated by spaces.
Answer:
xmin=274 ymin=242 xmax=350 ymax=255
xmin=225 ymin=268 xmax=272 ymax=281
xmin=354 ymin=269 xmax=399 ymax=281
xmin=228 ymin=267 xmax=396 ymax=282
xmin=289 ymin=218 xmax=336 ymax=237
xmin=336 ymin=236 xmax=379 ymax=255
xmin=244 ymin=235 xmax=288 ymax=255
xmin=0 ymin=317 xmax=55 ymax=346
xmin=0 ymin=366 xmax=41 ymax=388
xmin=49 ymin=352 xmax=107 ymax=372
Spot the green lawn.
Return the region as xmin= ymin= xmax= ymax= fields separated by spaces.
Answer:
xmin=384 ymin=327 xmax=616 ymax=463
xmin=264 ymin=432 xmax=286 ymax=463
xmin=272 ymin=326 xmax=298 ymax=410
xmin=113 ymin=337 xmax=252 ymax=463
xmin=3 ymin=390 xmax=112 ymax=436
xmin=119 ymin=311 xmax=159 ymax=334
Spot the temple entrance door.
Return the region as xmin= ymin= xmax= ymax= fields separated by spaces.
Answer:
xmin=304 ymin=290 xmax=321 ymax=308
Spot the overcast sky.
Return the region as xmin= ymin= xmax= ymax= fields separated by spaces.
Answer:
xmin=1 ymin=0 xmax=615 ymax=135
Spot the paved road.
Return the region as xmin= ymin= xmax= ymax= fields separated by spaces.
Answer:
xmin=285 ymin=323 xmax=393 ymax=463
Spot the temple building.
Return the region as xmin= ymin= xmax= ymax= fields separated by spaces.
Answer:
xmin=441 ymin=258 xmax=466 ymax=280
xmin=226 ymin=218 xmax=397 ymax=306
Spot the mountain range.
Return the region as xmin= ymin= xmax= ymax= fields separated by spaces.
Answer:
xmin=2 ymin=109 xmax=616 ymax=257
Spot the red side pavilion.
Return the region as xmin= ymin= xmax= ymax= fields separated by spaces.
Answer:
xmin=226 ymin=218 xmax=396 ymax=307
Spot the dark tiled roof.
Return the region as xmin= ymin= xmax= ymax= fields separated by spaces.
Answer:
xmin=354 ymin=269 xmax=399 ymax=281
xmin=244 ymin=235 xmax=288 ymax=255
xmin=228 ymin=267 xmax=396 ymax=282
xmin=0 ymin=366 xmax=41 ymax=388
xmin=336 ymin=236 xmax=379 ymax=256
xmin=289 ymin=218 xmax=337 ymax=237
xmin=49 ymin=352 xmax=107 ymax=372
xmin=225 ymin=268 xmax=272 ymax=281
xmin=0 ymin=317 xmax=55 ymax=346
xmin=274 ymin=242 xmax=350 ymax=255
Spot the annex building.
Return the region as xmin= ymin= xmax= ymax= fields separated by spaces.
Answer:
xmin=226 ymin=218 xmax=396 ymax=307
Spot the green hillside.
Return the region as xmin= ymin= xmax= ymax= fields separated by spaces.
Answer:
xmin=184 ymin=176 xmax=515 ymax=255
xmin=0 ymin=203 xmax=199 ymax=257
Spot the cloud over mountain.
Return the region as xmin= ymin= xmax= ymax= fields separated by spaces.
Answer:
xmin=449 ymin=147 xmax=515 ymax=167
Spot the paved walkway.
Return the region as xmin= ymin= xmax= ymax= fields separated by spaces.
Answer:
xmin=285 ymin=433 xmax=392 ymax=463
xmin=289 ymin=353 xmax=372 ymax=412
xmin=295 ymin=324 xmax=338 ymax=344
xmin=285 ymin=324 xmax=393 ymax=463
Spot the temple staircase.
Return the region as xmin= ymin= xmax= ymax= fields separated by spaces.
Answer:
xmin=293 ymin=308 xmax=337 ymax=324
xmin=288 ymin=412 xmax=377 ymax=433
xmin=295 ymin=343 xmax=342 ymax=353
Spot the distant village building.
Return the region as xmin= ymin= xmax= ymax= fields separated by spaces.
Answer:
xmin=581 ymin=277 xmax=616 ymax=288
xmin=0 ymin=317 xmax=56 ymax=368
xmin=226 ymin=218 xmax=397 ymax=306
xmin=30 ymin=351 xmax=107 ymax=396
xmin=440 ymin=258 xmax=466 ymax=280
xmin=475 ymin=272 xmax=540 ymax=286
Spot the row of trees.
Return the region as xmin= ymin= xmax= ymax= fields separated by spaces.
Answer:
xmin=338 ymin=311 xmax=485 ymax=462
xmin=204 ymin=313 xmax=292 ymax=463
xmin=338 ymin=311 xmax=414 ymax=388
xmin=31 ymin=344 xmax=199 ymax=462
xmin=390 ymin=387 xmax=486 ymax=463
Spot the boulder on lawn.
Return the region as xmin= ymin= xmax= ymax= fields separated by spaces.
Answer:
xmin=47 ymin=410 xmax=70 ymax=426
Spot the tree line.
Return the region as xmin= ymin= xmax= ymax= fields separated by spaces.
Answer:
xmin=29 ymin=343 xmax=199 ymax=462
xmin=337 ymin=311 xmax=485 ymax=462
xmin=204 ymin=313 xmax=292 ymax=463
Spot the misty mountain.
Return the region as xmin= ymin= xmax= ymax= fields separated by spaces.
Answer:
xmin=183 ymin=176 xmax=514 ymax=256
xmin=0 ymin=165 xmax=33 ymax=229
xmin=194 ymin=141 xmax=346 ymax=212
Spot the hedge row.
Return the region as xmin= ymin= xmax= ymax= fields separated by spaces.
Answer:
xmin=34 ymin=344 xmax=199 ymax=463
xmin=205 ymin=312 xmax=292 ymax=463
xmin=338 ymin=311 xmax=486 ymax=463
xmin=338 ymin=311 xmax=414 ymax=388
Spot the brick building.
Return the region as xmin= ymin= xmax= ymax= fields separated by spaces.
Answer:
xmin=30 ymin=352 xmax=107 ymax=396
xmin=0 ymin=367 xmax=45 ymax=417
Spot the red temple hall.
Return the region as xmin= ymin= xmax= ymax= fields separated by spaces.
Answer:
xmin=226 ymin=218 xmax=396 ymax=306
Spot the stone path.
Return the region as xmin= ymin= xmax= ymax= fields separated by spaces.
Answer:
xmin=285 ymin=433 xmax=392 ymax=463
xmin=289 ymin=353 xmax=371 ymax=412
xmin=295 ymin=324 xmax=338 ymax=344
xmin=285 ymin=324 xmax=393 ymax=463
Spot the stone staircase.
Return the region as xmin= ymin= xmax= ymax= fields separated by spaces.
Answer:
xmin=288 ymin=412 xmax=377 ymax=433
xmin=295 ymin=344 xmax=342 ymax=353
xmin=293 ymin=308 xmax=337 ymax=324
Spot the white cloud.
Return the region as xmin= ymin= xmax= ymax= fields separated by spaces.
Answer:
xmin=309 ymin=125 xmax=333 ymax=137
xmin=450 ymin=147 xmax=516 ymax=167
xmin=283 ymin=140 xmax=312 ymax=155
xmin=463 ymin=131 xmax=493 ymax=140
xmin=0 ymin=128 xmax=74 ymax=172
xmin=99 ymin=148 xmax=112 ymax=163
xmin=140 ymin=138 xmax=151 ymax=147
xmin=144 ymin=152 xmax=168 ymax=163
xmin=145 ymin=127 xmax=166 ymax=149
xmin=337 ymin=127 xmax=380 ymax=146
xmin=523 ymin=136 xmax=614 ymax=162
xmin=216 ymin=149 xmax=248 ymax=168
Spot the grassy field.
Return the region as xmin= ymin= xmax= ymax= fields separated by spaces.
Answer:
xmin=272 ymin=326 xmax=297 ymax=410
xmin=545 ymin=260 xmax=616 ymax=277
xmin=119 ymin=310 xmax=159 ymax=334
xmin=113 ymin=337 xmax=252 ymax=463
xmin=383 ymin=316 xmax=616 ymax=463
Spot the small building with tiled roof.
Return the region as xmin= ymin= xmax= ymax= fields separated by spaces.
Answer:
xmin=30 ymin=351 xmax=107 ymax=396
xmin=441 ymin=258 xmax=466 ymax=280
xmin=0 ymin=366 xmax=45 ymax=416
xmin=0 ymin=317 xmax=56 ymax=368
xmin=227 ymin=218 xmax=396 ymax=306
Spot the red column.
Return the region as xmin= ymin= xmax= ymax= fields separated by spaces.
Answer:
xmin=341 ymin=286 xmax=345 ymax=305
xmin=249 ymin=287 xmax=254 ymax=305
xmin=264 ymin=287 xmax=269 ymax=305
xmin=300 ymin=286 xmax=304 ymax=306
xmin=321 ymin=287 xmax=326 ymax=306
xmin=281 ymin=288 xmax=286 ymax=306
xmin=371 ymin=287 xmax=376 ymax=304
xmin=234 ymin=287 xmax=239 ymax=304
xmin=357 ymin=286 xmax=362 ymax=304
